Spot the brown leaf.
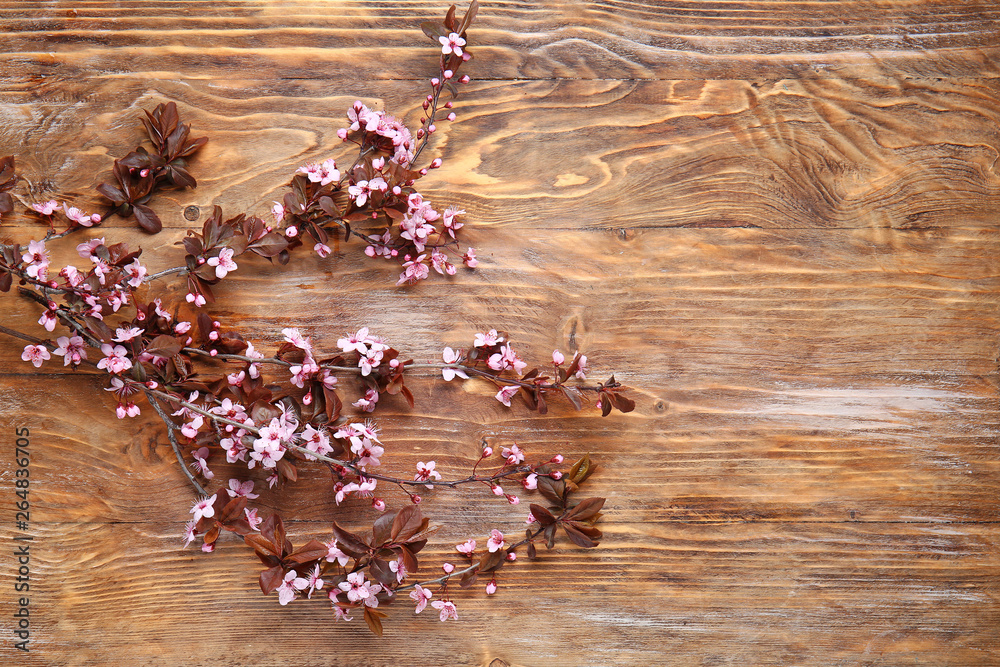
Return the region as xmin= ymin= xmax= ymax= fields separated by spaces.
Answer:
xmin=529 ymin=503 xmax=556 ymax=526
xmin=331 ymin=522 xmax=369 ymax=557
xmin=286 ymin=539 xmax=329 ymax=565
xmin=259 ymin=565 xmax=284 ymax=596
xmin=565 ymin=497 xmax=605 ymax=521
xmin=390 ymin=504 xmax=424 ymax=543
xmin=133 ymin=203 xmax=162 ymax=233
xmin=363 ymin=606 xmax=386 ymax=636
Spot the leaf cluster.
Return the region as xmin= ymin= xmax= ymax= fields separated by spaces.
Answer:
xmin=97 ymin=102 xmax=207 ymax=232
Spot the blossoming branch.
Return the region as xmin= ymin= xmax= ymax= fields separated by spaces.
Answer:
xmin=0 ymin=1 xmax=633 ymax=635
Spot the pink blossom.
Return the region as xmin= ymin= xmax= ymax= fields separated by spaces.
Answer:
xmin=414 ymin=460 xmax=442 ymax=487
xmin=474 ymin=329 xmax=503 ymax=348
xmin=37 ymin=310 xmax=57 ymax=332
xmin=182 ymin=520 xmax=197 ymax=548
xmin=523 ymin=473 xmax=538 ymax=490
xmin=191 ymin=447 xmax=214 ymax=479
xmin=207 ymin=247 xmax=237 ymax=279
xmin=21 ymin=344 xmax=50 ymax=368
xmin=455 ymin=539 xmax=476 ymax=555
xmin=353 ymin=388 xmax=379 ymax=412
xmin=488 ymin=344 xmax=527 ymax=374
xmin=442 ymin=206 xmax=465 ymax=237
xmin=463 ymin=247 xmax=478 ymax=268
xmin=552 ymin=349 xmax=565 ymax=365
xmin=314 ymin=242 xmax=331 ymax=258
xmin=124 ymin=259 xmax=147 ymax=288
xmin=337 ymin=327 xmax=370 ymax=354
xmin=65 ymin=205 xmax=100 ymax=227
xmin=359 ymin=348 xmax=383 ymax=376
xmin=526 ymin=512 xmax=537 ymax=524
xmin=396 ymin=254 xmax=429 ymax=286
xmin=487 ymin=529 xmax=505 ymax=553
xmin=244 ymin=507 xmax=263 ymax=531
xmin=276 ymin=569 xmax=309 ymax=605
xmin=53 ymin=335 xmax=86 ymax=366
xmin=76 ymin=237 xmax=104 ymax=260
xmin=339 ymin=571 xmax=373 ymax=603
xmin=226 ymin=478 xmax=259 ymax=499
xmin=441 ymin=347 xmax=468 ymax=381
xmin=325 ymin=539 xmax=350 ymax=567
xmin=439 ymin=32 xmax=466 ymax=56
xmin=115 ymin=401 xmax=140 ymax=419
xmin=282 ymin=327 xmax=312 ymax=352
xmin=372 ymin=498 xmax=386 ymax=512
xmin=410 ymin=585 xmax=433 ymax=613
xmin=347 ymin=177 xmax=386 ymax=207
xmin=430 ymin=250 xmax=456 ymax=275
xmin=495 ymin=385 xmax=518 ymax=407
xmin=185 ymin=292 xmax=206 ymax=307
xmin=298 ymin=158 xmax=339 ymax=185
xmin=97 ymin=343 xmax=132 ymax=374
xmin=271 ymin=201 xmax=285 ymax=225
xmin=304 ymin=563 xmax=325 ymax=599
xmin=113 ymin=326 xmax=143 ymax=343
xmin=21 ymin=240 xmax=49 ymax=280
xmin=329 ymin=591 xmax=354 ymax=622
xmin=430 ymin=599 xmax=458 ymax=622
xmin=575 ymin=354 xmax=588 ymax=380
xmin=190 ymin=494 xmax=217 ymax=522
xmin=31 ymin=200 xmax=59 ymax=215
xmin=501 ymin=443 xmax=525 ymax=465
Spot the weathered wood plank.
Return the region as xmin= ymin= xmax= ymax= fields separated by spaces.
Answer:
xmin=2 ymin=78 xmax=997 ymax=233
xmin=1 ymin=226 xmax=995 ymax=377
xmin=1 ymin=339 xmax=996 ymax=527
xmin=0 ymin=1 xmax=998 ymax=80
xmin=4 ymin=521 xmax=998 ymax=666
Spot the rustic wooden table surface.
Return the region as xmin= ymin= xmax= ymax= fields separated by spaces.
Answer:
xmin=1 ymin=1 xmax=998 ymax=665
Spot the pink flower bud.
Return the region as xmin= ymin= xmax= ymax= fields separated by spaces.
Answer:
xmin=410 ymin=494 xmax=422 ymax=504
xmin=550 ymin=471 xmax=562 ymax=480
xmin=444 ymin=69 xmax=453 ymax=79
xmin=430 ymin=158 xmax=442 ymax=169
xmin=337 ymin=128 xmax=348 ymax=140
xmin=491 ymin=484 xmax=504 ymax=496
xmin=506 ymin=552 xmax=516 ymax=561
xmin=551 ymin=454 xmax=564 ymax=464
xmin=485 ymin=580 xmax=497 ymax=595
xmin=552 ymin=349 xmax=565 ymax=365
xmin=373 ymin=498 xmax=386 ymax=512
xmin=506 ymin=494 xmax=519 ymax=505
xmin=482 ymin=446 xmax=493 ymax=458
xmin=442 ymin=562 xmax=454 ymax=574
xmin=431 ymin=77 xmax=440 ymax=86
xmin=209 ymin=349 xmax=218 ymax=357
xmin=447 ymin=112 xmax=456 ymax=121
xmin=427 ymin=124 xmax=436 ymax=133
xmin=459 ymin=74 xmax=470 ymax=83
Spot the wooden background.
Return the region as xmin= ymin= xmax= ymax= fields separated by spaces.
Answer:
xmin=1 ymin=1 xmax=998 ymax=665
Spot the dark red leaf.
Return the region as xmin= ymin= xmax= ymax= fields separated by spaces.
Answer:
xmin=133 ymin=203 xmax=162 ymax=233
xmin=529 ymin=503 xmax=557 ymax=526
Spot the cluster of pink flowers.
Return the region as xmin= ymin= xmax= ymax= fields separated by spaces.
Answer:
xmin=31 ymin=199 xmax=101 ymax=227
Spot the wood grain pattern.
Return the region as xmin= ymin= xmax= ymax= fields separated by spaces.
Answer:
xmin=0 ymin=1 xmax=998 ymax=665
